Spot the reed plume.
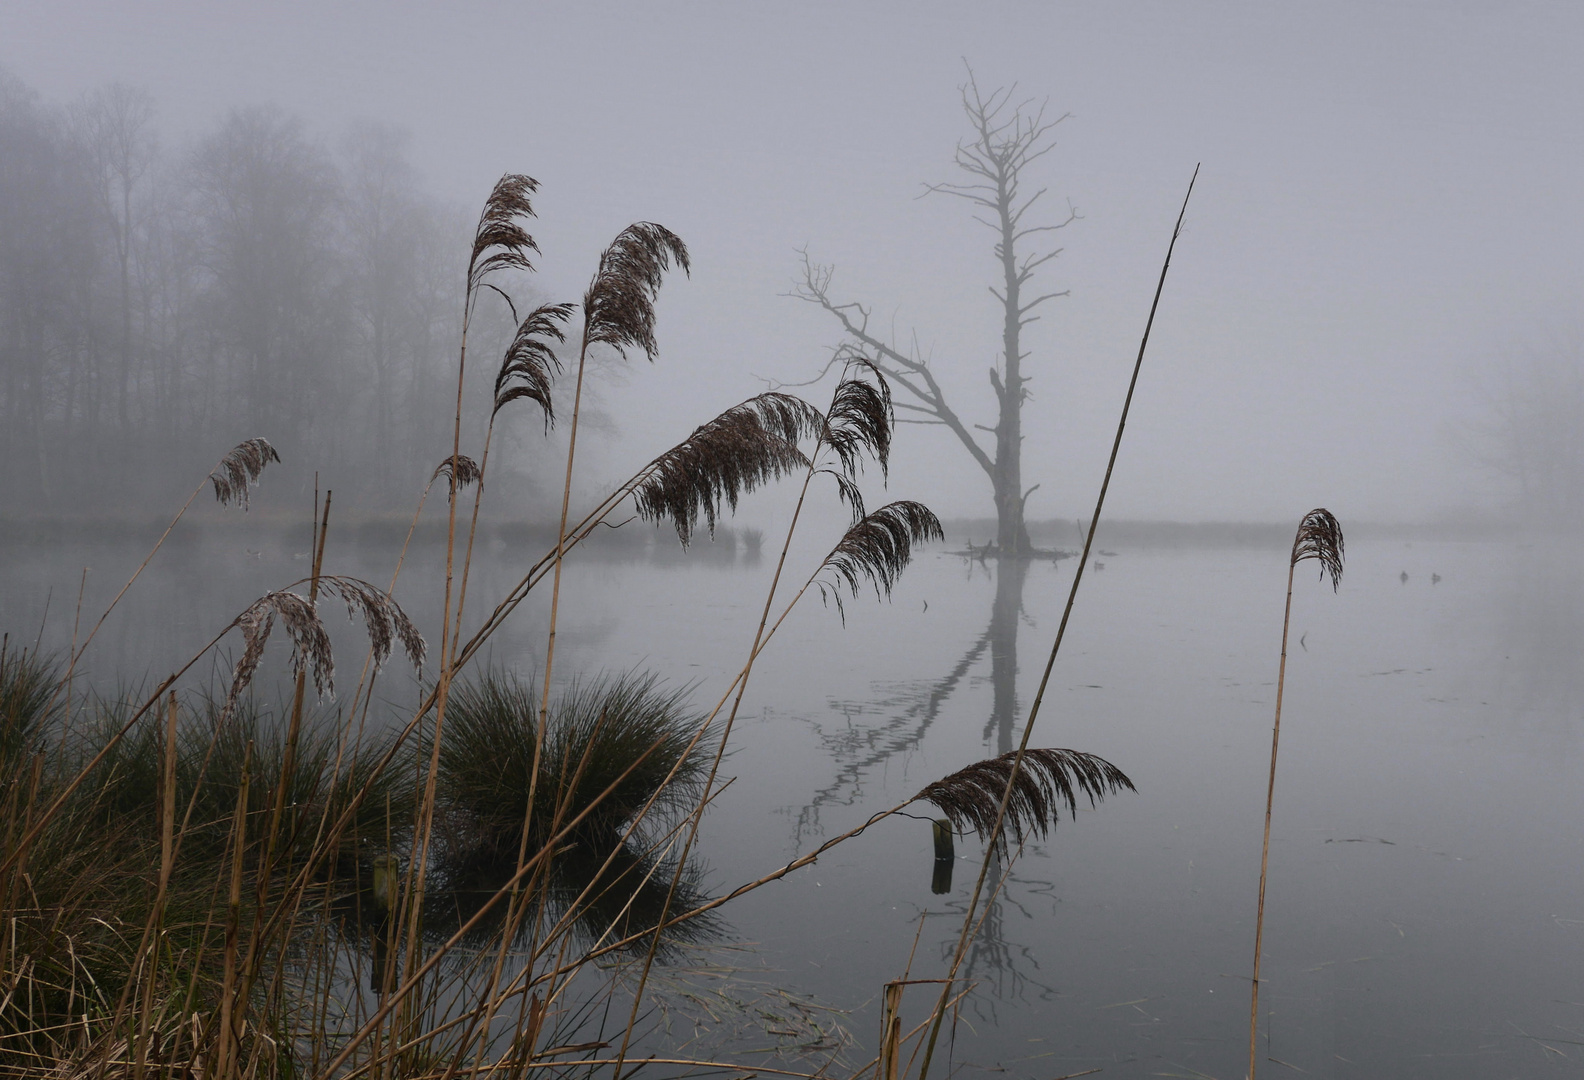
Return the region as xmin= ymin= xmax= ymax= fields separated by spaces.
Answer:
xmin=315 ymin=575 xmax=427 ymax=676
xmin=208 ymin=438 xmax=280 ymax=510
xmin=218 ymin=576 xmax=424 ymax=724
xmin=494 ymin=302 xmax=575 ymax=427
xmin=815 ymin=501 xmax=943 ymax=620
xmin=582 ymin=222 xmax=690 ymax=359
xmin=431 ymin=454 xmax=481 ymax=491
xmin=1248 ymin=507 xmax=1344 ymax=1080
xmin=916 ymin=748 xmax=1134 ymax=860
xmin=468 ymin=174 xmax=540 ymax=297
xmin=632 ymin=392 xmax=821 ymax=545
xmin=821 ymin=356 xmax=893 ymax=480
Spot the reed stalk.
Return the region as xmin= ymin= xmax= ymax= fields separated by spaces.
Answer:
xmin=1246 ymin=508 xmax=1343 ymax=1080
xmin=915 ymin=165 xmax=1198 ymax=1080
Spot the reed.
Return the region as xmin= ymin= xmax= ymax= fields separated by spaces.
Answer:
xmin=0 ymin=163 xmax=1169 ymax=1080
xmin=1246 ymin=508 xmax=1344 ymax=1080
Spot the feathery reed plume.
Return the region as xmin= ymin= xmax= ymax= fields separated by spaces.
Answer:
xmin=632 ymin=393 xmax=821 ymax=545
xmin=1293 ymin=508 xmax=1345 ymax=589
xmin=915 ymin=748 xmax=1134 ymax=860
xmin=583 ymin=222 xmax=690 ymax=360
xmin=208 ymin=438 xmax=280 ymax=510
xmin=822 ymin=356 xmax=894 ymax=480
xmin=218 ymin=577 xmax=424 ymax=724
xmin=315 ymin=575 xmax=427 ymax=675
xmin=494 ymin=302 xmax=575 ymax=427
xmin=222 ymin=591 xmax=334 ymax=723
xmin=1248 ymin=507 xmax=1344 ymax=1080
xmin=431 ymin=455 xmax=481 ymax=502
xmin=468 ymin=174 xmax=539 ymax=296
xmin=815 ymin=501 xmax=943 ymax=619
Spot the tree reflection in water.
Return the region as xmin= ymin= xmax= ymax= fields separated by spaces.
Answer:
xmin=799 ymin=554 xmax=1067 ymax=1007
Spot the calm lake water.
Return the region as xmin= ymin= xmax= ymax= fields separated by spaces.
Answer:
xmin=4 ymin=525 xmax=1582 ymax=1078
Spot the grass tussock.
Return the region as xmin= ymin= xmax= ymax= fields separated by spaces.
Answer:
xmin=437 ymin=671 xmax=713 ymax=869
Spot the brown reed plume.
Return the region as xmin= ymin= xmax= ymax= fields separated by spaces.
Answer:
xmin=582 ymin=222 xmax=690 ymax=359
xmin=632 ymin=392 xmax=822 ymax=545
xmin=916 ymin=748 xmax=1134 ymax=860
xmin=431 ymin=455 xmax=482 ymax=508
xmin=218 ymin=576 xmax=424 ymax=725
xmin=494 ymin=301 xmax=575 ymax=427
xmin=821 ymin=356 xmax=893 ymax=480
xmin=1247 ymin=507 xmax=1344 ymax=1080
xmin=815 ymin=501 xmax=943 ymax=620
xmin=207 ymin=438 xmax=280 ymax=510
xmin=468 ymin=174 xmax=540 ymax=300
xmin=431 ymin=454 xmax=481 ymax=491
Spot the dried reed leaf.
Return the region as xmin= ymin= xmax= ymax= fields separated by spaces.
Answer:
xmin=633 ymin=393 xmax=821 ymax=546
xmin=815 ymin=501 xmax=943 ymax=620
xmin=915 ymin=748 xmax=1135 ymax=859
xmin=1292 ymin=508 xmax=1344 ymax=590
xmin=208 ymin=438 xmax=280 ymax=510
xmin=432 ymin=454 xmax=482 ymax=502
xmin=583 ymin=222 xmax=690 ymax=360
xmin=494 ymin=301 xmax=575 ymax=426
xmin=469 ymin=174 xmax=540 ymax=289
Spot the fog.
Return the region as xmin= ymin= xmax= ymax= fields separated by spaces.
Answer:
xmin=8 ymin=6 xmax=1584 ymax=1074
xmin=4 ymin=1 xmax=1582 ymax=526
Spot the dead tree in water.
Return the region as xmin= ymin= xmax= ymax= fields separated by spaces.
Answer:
xmin=796 ymin=68 xmax=1076 ymax=558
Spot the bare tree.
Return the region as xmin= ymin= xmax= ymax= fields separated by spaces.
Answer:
xmin=795 ymin=70 xmax=1076 ymax=557
xmin=73 ymin=84 xmax=156 ymax=435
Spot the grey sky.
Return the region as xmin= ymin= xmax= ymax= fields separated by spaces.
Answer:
xmin=6 ymin=0 xmax=1580 ymax=522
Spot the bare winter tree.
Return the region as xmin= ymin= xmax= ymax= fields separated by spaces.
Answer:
xmin=795 ymin=70 xmax=1075 ymax=557
xmin=73 ymin=84 xmax=157 ymax=436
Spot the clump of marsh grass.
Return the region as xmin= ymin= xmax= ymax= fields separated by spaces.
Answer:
xmin=1247 ymin=507 xmax=1344 ymax=1080
xmin=0 ymin=638 xmax=59 ymax=767
xmin=436 ymin=671 xmax=712 ymax=871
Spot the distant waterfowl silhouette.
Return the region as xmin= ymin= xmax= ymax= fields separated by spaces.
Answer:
xmin=1431 ymin=573 xmax=1441 ymax=585
xmin=1399 ymin=571 xmax=1409 ymax=585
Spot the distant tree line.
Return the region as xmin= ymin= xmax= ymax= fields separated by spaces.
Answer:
xmin=0 ymin=68 xmax=524 ymax=516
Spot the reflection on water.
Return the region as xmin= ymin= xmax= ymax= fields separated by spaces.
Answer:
xmin=8 ymin=531 xmax=1584 ymax=1075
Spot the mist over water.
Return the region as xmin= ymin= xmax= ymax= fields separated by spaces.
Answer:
xmin=4 ymin=3 xmax=1584 ymax=1074
xmin=6 ymin=527 xmax=1584 ymax=1075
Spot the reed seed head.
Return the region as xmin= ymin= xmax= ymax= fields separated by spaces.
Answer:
xmin=209 ymin=438 xmax=280 ymax=510
xmin=815 ymin=500 xmax=944 ymax=620
xmin=494 ymin=301 xmax=575 ymax=427
xmin=583 ymin=222 xmax=690 ymax=361
xmin=218 ymin=576 xmax=424 ymax=726
xmin=822 ymin=357 xmax=894 ymax=481
xmin=914 ymin=747 xmax=1135 ymax=860
xmin=633 ymin=393 xmax=822 ymax=546
xmin=432 ymin=455 xmax=481 ymax=502
xmin=1291 ymin=507 xmax=1345 ymax=590
xmin=469 ymin=174 xmax=540 ymax=290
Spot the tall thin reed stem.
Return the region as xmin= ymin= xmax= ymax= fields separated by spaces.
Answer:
xmin=1245 ymin=507 xmax=1342 ymax=1080
xmin=916 ymin=165 xmax=1198 ymax=1080
xmin=1247 ymin=558 xmax=1296 ymax=1080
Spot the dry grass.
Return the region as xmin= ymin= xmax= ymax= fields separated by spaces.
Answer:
xmin=0 ymin=166 xmax=1162 ymax=1080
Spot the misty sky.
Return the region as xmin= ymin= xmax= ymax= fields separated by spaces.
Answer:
xmin=5 ymin=1 xmax=1581 ymax=523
